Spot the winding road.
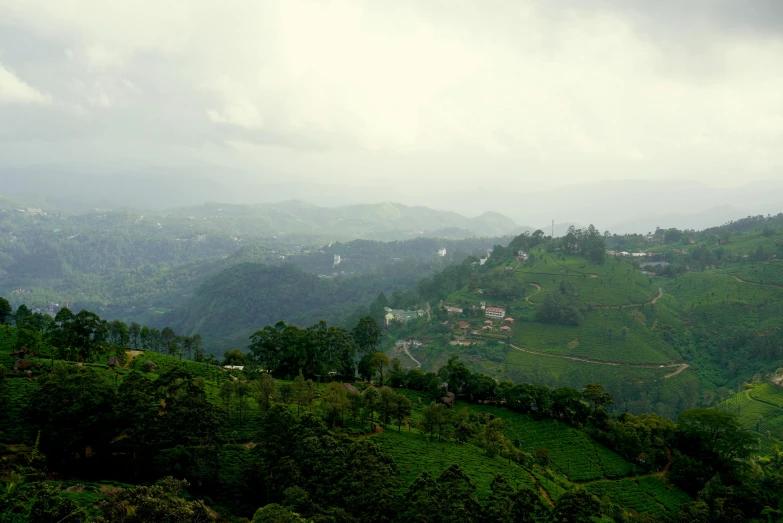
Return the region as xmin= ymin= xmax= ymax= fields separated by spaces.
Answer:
xmin=507 ymin=343 xmax=688 ymax=378
xmin=400 ymin=342 xmax=422 ymax=368
xmin=525 ymin=283 xmax=541 ymax=303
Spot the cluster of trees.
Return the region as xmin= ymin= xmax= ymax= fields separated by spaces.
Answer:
xmin=247 ymin=316 xmax=382 ymax=378
xmin=561 ymin=225 xmax=606 ymax=263
xmin=0 ymin=298 xmax=203 ymax=363
xmin=535 ymin=280 xmax=584 ymax=326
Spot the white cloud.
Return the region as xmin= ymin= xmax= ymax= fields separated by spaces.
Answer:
xmin=0 ymin=0 xmax=781 ymax=186
xmin=0 ymin=63 xmax=50 ymax=105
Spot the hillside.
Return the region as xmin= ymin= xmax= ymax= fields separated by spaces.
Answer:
xmin=0 ymin=199 xmax=508 ymax=332
xmin=718 ymin=382 xmax=783 ymax=456
xmin=0 ymin=341 xmax=696 ymax=521
xmin=382 ymin=220 xmax=783 ymax=421
xmin=1 ymin=294 xmax=780 ymax=521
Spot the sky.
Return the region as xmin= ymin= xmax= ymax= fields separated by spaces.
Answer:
xmin=1 ymin=0 xmax=782 ymax=200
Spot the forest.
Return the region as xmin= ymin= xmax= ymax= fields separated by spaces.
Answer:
xmin=1 ymin=300 xmax=782 ymax=522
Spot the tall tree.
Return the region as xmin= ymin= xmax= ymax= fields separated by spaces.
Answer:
xmin=352 ymin=316 xmax=383 ymax=356
xmin=257 ymin=373 xmax=277 ymax=409
xmin=370 ymin=352 xmax=391 ymax=386
xmin=0 ymin=297 xmax=12 ymax=325
xmin=129 ymin=322 xmax=141 ymax=350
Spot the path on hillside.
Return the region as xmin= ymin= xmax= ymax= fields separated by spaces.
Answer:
xmin=124 ymin=350 xmax=143 ymax=367
xmin=530 ymin=475 xmax=555 ymax=507
xmin=546 ymin=255 xmax=596 ymax=277
xmin=525 ymin=283 xmax=541 ymax=304
xmin=593 ymin=287 xmax=662 ymax=310
xmin=401 ymin=342 xmax=422 ymax=368
xmin=732 ymin=275 xmax=783 ymax=289
xmin=507 ymin=343 xmax=688 ymax=377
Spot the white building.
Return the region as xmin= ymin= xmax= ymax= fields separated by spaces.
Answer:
xmin=485 ymin=307 xmax=506 ymax=319
xmin=333 ymin=254 xmax=342 ymax=267
xmin=437 ymin=248 xmax=447 ymax=257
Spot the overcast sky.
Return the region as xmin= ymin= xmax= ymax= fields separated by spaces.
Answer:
xmin=1 ymin=0 xmax=782 ymax=193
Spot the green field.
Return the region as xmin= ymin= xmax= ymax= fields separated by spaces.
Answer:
xmin=466 ymin=405 xmax=635 ymax=481
xmin=586 ymin=476 xmax=692 ymax=518
xmin=372 ymin=429 xmax=546 ymax=500
xmin=718 ymin=383 xmax=783 ymax=455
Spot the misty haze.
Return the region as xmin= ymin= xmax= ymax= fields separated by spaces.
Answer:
xmin=1 ymin=1 xmax=782 ymax=522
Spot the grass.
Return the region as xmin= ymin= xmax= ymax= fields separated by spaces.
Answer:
xmin=586 ymin=476 xmax=691 ymax=518
xmin=372 ymin=428 xmax=546 ymax=501
xmin=466 ymin=405 xmax=635 ymax=482
xmin=718 ymin=383 xmax=783 ymax=455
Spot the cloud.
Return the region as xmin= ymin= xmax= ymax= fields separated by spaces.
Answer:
xmin=0 ymin=62 xmax=50 ymax=105
xmin=0 ymin=0 xmax=781 ymax=190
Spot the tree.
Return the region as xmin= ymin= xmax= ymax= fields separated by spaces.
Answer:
xmin=363 ymin=386 xmax=380 ymax=431
xmin=257 ymin=373 xmax=277 ymax=409
xmin=14 ymin=304 xmax=31 ymax=326
xmin=191 ymin=334 xmax=203 ymax=362
xmin=436 ymin=464 xmax=482 ymax=523
xmin=251 ymin=504 xmax=308 ymax=523
xmin=391 ymin=394 xmax=412 ymax=432
xmin=347 ymin=390 xmax=364 ymax=426
xmin=321 ymin=381 xmax=349 ymax=429
xmin=582 ymin=383 xmax=614 ymax=414
xmin=96 ymin=477 xmax=213 ymax=523
xmin=481 ymin=475 xmax=549 ymax=523
xmin=28 ymin=483 xmax=85 ymax=523
xmin=352 ymin=316 xmax=383 ymax=355
xmin=370 ymin=352 xmax=391 ymax=386
xmin=140 ymin=325 xmax=150 ymax=351
xmin=219 ymin=381 xmax=235 ymax=419
xmin=476 ymin=418 xmax=507 ymax=457
xmin=129 ymin=322 xmax=141 ymax=350
xmin=235 ymin=380 xmax=251 ymax=425
xmin=292 ymin=373 xmax=308 ymax=417
xmin=108 ymin=320 xmax=130 ymax=348
xmin=677 ymin=409 xmax=755 ymax=462
xmin=25 ymin=366 xmax=116 ymax=467
xmin=0 ymin=297 xmax=12 ymax=325
xmin=554 ymin=488 xmax=601 ymax=523
xmin=420 ymin=403 xmax=448 ymax=442
xmin=222 ymin=349 xmax=245 ymax=366
xmin=339 ymin=440 xmax=400 ymax=522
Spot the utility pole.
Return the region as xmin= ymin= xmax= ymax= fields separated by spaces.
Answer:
xmin=551 ymin=219 xmax=554 ymax=238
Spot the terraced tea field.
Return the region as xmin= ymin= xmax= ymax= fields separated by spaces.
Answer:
xmin=372 ymin=428 xmax=566 ymax=502
xmin=586 ymin=476 xmax=691 ymax=518
xmin=719 ymin=383 xmax=783 ymax=455
xmin=467 ymin=405 xmax=635 ymax=481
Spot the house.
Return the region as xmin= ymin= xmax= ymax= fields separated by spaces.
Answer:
xmin=504 ymin=317 xmax=515 ymax=324
xmin=500 ymin=325 xmax=511 ymax=333
xmin=457 ymin=321 xmax=470 ymax=330
xmin=619 ymin=251 xmax=631 ymax=256
xmin=485 ymin=307 xmax=506 ymax=319
xmin=482 ymin=325 xmax=493 ymax=331
xmin=333 ymin=254 xmax=342 ymax=267
xmin=517 ymin=250 xmax=529 ymax=261
xmin=437 ymin=248 xmax=447 ymax=257
xmin=484 ymin=320 xmax=493 ymax=326
xmin=223 ymin=365 xmax=245 ymax=371
xmin=631 ymin=252 xmax=647 ymax=257
xmin=443 ymin=305 xmax=463 ymax=314
xmin=386 ymin=309 xmax=421 ymax=326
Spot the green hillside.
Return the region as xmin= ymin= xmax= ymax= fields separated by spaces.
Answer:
xmin=0 ymin=346 xmax=697 ymax=521
xmin=718 ymin=382 xmax=783 ymax=456
xmin=383 ymin=221 xmax=783 ymax=421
